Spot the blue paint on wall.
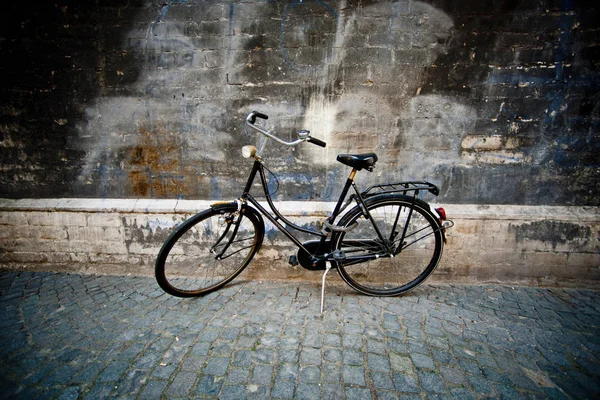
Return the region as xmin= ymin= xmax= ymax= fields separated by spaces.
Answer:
xmin=555 ymin=134 xmax=600 ymax=167
xmin=555 ymin=0 xmax=575 ymax=82
xmin=211 ymin=176 xmax=221 ymax=199
xmin=265 ymin=226 xmax=279 ymax=242
xmin=321 ymin=168 xmax=339 ymax=201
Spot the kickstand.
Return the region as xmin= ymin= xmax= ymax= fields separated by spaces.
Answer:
xmin=320 ymin=262 xmax=332 ymax=314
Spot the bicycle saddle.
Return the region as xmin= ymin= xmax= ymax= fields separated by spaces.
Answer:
xmin=336 ymin=153 xmax=378 ymax=171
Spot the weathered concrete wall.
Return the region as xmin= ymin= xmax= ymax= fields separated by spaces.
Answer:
xmin=1 ymin=1 xmax=599 ymax=205
xmin=1 ymin=2 xmax=599 ymax=282
xmin=1 ymin=199 xmax=598 ymax=285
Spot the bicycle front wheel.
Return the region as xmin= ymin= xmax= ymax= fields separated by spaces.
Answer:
xmin=155 ymin=205 xmax=263 ymax=297
xmin=332 ymin=195 xmax=443 ymax=296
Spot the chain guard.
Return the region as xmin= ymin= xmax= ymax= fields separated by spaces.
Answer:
xmin=297 ymin=240 xmax=329 ymax=270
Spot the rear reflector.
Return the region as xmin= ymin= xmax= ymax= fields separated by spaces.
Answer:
xmin=435 ymin=207 xmax=447 ymax=220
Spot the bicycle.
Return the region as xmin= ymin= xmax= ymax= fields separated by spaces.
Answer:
xmin=155 ymin=111 xmax=453 ymax=310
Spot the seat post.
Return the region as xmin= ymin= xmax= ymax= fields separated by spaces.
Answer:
xmin=348 ymin=168 xmax=357 ymax=181
xmin=326 ymin=167 xmax=358 ymax=227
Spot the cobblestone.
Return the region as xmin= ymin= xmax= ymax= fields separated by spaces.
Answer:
xmin=0 ymin=271 xmax=599 ymax=399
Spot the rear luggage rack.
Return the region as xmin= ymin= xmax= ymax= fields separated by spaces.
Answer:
xmin=361 ymin=181 xmax=440 ymax=197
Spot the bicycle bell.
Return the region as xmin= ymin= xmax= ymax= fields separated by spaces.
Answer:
xmin=298 ymin=130 xmax=310 ymax=139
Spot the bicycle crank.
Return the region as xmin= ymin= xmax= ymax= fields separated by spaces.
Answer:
xmin=296 ymin=240 xmax=330 ymax=270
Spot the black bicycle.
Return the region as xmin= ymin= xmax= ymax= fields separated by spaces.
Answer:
xmin=156 ymin=111 xmax=453 ymax=305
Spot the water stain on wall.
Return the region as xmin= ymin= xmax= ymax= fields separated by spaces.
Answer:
xmin=127 ymin=125 xmax=193 ymax=198
xmin=511 ymin=220 xmax=592 ymax=250
xmin=58 ymin=0 xmax=598 ymax=204
xmin=121 ymin=215 xmax=182 ymax=254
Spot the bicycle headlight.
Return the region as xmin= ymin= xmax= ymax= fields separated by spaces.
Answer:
xmin=242 ymin=145 xmax=257 ymax=158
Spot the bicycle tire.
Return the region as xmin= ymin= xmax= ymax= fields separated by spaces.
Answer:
xmin=331 ymin=194 xmax=443 ymax=296
xmin=155 ymin=204 xmax=264 ymax=297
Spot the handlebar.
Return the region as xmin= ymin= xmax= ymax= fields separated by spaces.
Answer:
xmin=307 ymin=136 xmax=326 ymax=148
xmin=245 ymin=111 xmax=326 ymax=148
xmin=248 ymin=111 xmax=268 ymax=124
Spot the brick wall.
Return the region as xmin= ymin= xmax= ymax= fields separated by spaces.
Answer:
xmin=1 ymin=1 xmax=599 ymax=281
xmin=1 ymin=0 xmax=598 ymax=205
xmin=0 ymin=199 xmax=598 ymax=285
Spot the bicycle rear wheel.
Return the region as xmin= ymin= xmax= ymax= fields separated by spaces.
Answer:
xmin=155 ymin=205 xmax=263 ymax=297
xmin=332 ymin=195 xmax=443 ymax=296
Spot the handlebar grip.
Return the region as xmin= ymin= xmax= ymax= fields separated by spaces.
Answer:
xmin=307 ymin=136 xmax=326 ymax=148
xmin=249 ymin=111 xmax=269 ymax=124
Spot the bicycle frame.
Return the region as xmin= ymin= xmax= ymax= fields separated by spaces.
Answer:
xmin=236 ymin=158 xmax=398 ymax=266
xmin=241 ymin=159 xmax=328 ymax=254
xmin=155 ymin=111 xmax=453 ymax=304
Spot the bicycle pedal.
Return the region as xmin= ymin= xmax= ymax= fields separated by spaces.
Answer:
xmin=288 ymin=255 xmax=299 ymax=266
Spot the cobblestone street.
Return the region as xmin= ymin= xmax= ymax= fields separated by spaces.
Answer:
xmin=0 ymin=271 xmax=599 ymax=399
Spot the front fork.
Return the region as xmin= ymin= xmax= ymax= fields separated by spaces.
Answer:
xmin=211 ymin=209 xmax=243 ymax=260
